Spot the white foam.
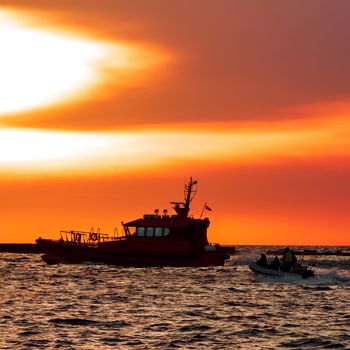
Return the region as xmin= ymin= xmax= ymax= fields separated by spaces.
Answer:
xmin=233 ymin=254 xmax=259 ymax=266
xmin=254 ymin=267 xmax=350 ymax=284
xmin=315 ymin=268 xmax=350 ymax=283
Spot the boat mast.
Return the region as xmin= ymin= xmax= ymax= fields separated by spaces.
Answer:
xmin=171 ymin=177 xmax=198 ymax=218
xmin=184 ymin=177 xmax=197 ymax=216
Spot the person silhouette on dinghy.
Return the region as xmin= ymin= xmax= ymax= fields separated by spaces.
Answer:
xmin=256 ymin=253 xmax=268 ymax=267
xmin=269 ymin=256 xmax=280 ymax=270
xmin=281 ymin=247 xmax=295 ymax=272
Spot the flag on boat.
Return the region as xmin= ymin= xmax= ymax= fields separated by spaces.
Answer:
xmin=205 ymin=205 xmax=212 ymax=211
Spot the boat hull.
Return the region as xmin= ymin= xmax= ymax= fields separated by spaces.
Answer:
xmin=36 ymin=239 xmax=229 ymax=267
xmin=249 ymin=262 xmax=314 ymax=279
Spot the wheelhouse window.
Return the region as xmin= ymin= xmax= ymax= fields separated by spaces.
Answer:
xmin=146 ymin=227 xmax=154 ymax=237
xmin=163 ymin=228 xmax=170 ymax=236
xmin=136 ymin=227 xmax=145 ymax=236
xmin=154 ymin=227 xmax=162 ymax=237
xmin=136 ymin=226 xmax=170 ymax=237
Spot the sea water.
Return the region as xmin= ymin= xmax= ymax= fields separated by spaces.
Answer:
xmin=0 ymin=246 xmax=349 ymax=349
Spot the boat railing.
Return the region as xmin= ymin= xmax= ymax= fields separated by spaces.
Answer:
xmin=60 ymin=229 xmax=113 ymax=246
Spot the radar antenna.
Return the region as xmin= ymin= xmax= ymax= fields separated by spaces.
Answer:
xmin=171 ymin=177 xmax=198 ymax=218
xmin=184 ymin=177 xmax=197 ymax=213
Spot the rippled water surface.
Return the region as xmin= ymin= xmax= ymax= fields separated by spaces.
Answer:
xmin=1 ymin=246 xmax=349 ymax=349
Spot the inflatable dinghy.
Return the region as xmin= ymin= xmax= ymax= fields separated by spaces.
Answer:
xmin=249 ymin=262 xmax=314 ymax=279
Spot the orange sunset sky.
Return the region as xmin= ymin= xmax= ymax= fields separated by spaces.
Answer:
xmin=0 ymin=1 xmax=349 ymax=245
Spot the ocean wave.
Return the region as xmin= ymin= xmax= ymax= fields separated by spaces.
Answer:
xmin=281 ymin=336 xmax=346 ymax=348
xmin=1 ymin=251 xmax=349 ymax=350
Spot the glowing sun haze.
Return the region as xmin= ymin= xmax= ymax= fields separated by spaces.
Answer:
xmin=0 ymin=10 xmax=156 ymax=115
xmin=0 ymin=1 xmax=349 ymax=245
xmin=0 ymin=118 xmax=350 ymax=174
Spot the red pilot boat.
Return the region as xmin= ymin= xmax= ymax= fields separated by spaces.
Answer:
xmin=36 ymin=178 xmax=230 ymax=267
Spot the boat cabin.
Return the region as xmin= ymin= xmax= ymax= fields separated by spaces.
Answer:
xmin=121 ymin=178 xmax=210 ymax=250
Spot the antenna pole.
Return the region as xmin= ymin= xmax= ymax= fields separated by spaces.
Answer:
xmin=184 ymin=177 xmax=198 ymax=215
xmin=200 ymin=203 xmax=206 ymax=219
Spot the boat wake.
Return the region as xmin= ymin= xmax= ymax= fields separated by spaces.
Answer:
xmin=230 ymin=255 xmax=258 ymax=266
xmin=315 ymin=268 xmax=350 ymax=283
xmin=254 ymin=267 xmax=350 ymax=284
